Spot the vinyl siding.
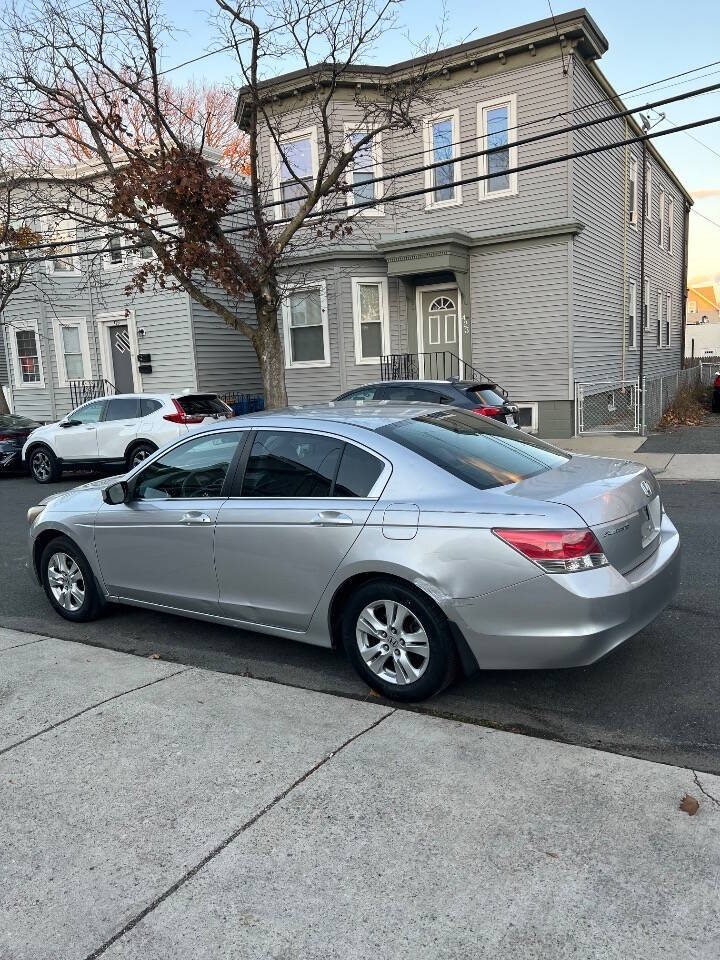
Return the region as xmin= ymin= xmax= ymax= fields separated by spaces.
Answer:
xmin=571 ymin=57 xmax=686 ymax=385
xmin=470 ymin=237 xmax=570 ymax=402
xmin=189 ymin=291 xmax=262 ymax=395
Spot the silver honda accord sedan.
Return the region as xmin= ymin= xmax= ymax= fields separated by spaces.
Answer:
xmin=27 ymin=404 xmax=680 ymax=701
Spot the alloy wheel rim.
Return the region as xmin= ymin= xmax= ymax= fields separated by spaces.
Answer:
xmin=47 ymin=552 xmax=85 ymax=612
xmin=356 ymin=600 xmax=430 ymax=685
xmin=33 ymin=451 xmax=50 ymax=481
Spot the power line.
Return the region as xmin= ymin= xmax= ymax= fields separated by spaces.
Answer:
xmin=7 ymin=75 xmax=720 ymax=255
xmin=657 ymin=111 xmax=720 ymax=162
xmin=692 ymin=208 xmax=720 ymax=232
xmin=6 ymin=109 xmax=720 ymax=265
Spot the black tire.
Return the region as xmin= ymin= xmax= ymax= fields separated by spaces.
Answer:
xmin=40 ymin=535 xmax=106 ymax=622
xmin=126 ymin=441 xmax=157 ymax=471
xmin=29 ymin=444 xmax=60 ymax=484
xmin=342 ymin=579 xmax=458 ymax=702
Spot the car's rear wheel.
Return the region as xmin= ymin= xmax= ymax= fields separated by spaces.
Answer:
xmin=127 ymin=441 xmax=157 ymax=470
xmin=29 ymin=445 xmax=60 ymax=484
xmin=40 ymin=536 xmax=105 ymax=622
xmin=342 ymin=580 xmax=458 ymax=702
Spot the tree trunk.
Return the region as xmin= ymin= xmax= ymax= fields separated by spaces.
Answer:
xmin=0 ymin=383 xmax=10 ymax=415
xmin=254 ymin=299 xmax=288 ymax=409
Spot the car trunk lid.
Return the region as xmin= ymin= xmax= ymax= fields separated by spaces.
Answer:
xmin=507 ymin=455 xmax=662 ymax=573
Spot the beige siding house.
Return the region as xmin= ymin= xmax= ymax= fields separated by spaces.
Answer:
xmin=237 ymin=7 xmax=691 ymax=436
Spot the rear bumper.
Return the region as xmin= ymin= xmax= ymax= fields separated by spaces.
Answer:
xmin=448 ymin=512 xmax=681 ymax=670
xmin=0 ymin=448 xmax=24 ymax=471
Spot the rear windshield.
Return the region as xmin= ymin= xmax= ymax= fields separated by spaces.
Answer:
xmin=0 ymin=414 xmax=38 ymax=428
xmin=176 ymin=395 xmax=231 ymax=416
xmin=465 ymin=386 xmax=506 ymax=407
xmin=376 ymin=410 xmax=569 ymax=490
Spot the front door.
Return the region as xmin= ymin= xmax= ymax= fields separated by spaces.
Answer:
xmin=94 ymin=430 xmax=245 ymax=613
xmin=420 ymin=288 xmax=460 ymax=358
xmin=108 ymin=324 xmax=135 ymax=393
xmin=216 ymin=429 xmax=384 ymax=631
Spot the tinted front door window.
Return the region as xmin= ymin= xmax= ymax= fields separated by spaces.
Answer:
xmin=135 ymin=432 xmax=241 ymax=500
xmin=241 ymin=431 xmax=344 ymax=498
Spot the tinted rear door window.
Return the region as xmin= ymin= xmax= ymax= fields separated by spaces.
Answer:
xmin=241 ymin=431 xmax=344 ymax=497
xmin=384 ymin=385 xmax=442 ymax=402
xmin=334 ymin=444 xmax=384 ymax=497
xmin=104 ymin=398 xmax=140 ymax=421
xmin=377 ymin=410 xmax=568 ymax=490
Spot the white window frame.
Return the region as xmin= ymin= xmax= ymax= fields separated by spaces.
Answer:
xmin=270 ymin=127 xmax=319 ymax=223
xmin=643 ymin=278 xmax=650 ymax=331
xmin=8 ymin=317 xmax=45 ymax=389
xmin=628 ymin=279 xmax=637 ymax=350
xmin=343 ymin=125 xmax=384 ymax=217
xmin=102 ymin=233 xmax=127 ymax=271
xmin=668 ymin=197 xmax=675 ymax=254
xmin=657 ymin=289 xmax=663 ymax=347
xmin=423 ymin=109 xmax=462 ymax=210
xmin=666 ymin=293 xmax=672 ymax=347
xmin=47 ymin=214 xmax=81 ymax=277
xmin=477 ymin=94 xmax=518 ymax=200
xmin=351 ymin=277 xmax=390 ymax=365
xmin=51 ymin=316 xmax=92 ymax=386
xmin=515 ymin=402 xmax=538 ymax=434
xmin=658 ymin=189 xmax=665 ymax=248
xmin=645 ymin=162 xmax=653 ymax=222
xmin=282 ymin=280 xmax=330 ymax=369
xmin=629 ymin=156 xmax=639 ymax=227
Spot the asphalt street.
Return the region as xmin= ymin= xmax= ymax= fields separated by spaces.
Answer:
xmin=1 ymin=469 xmax=719 ymax=773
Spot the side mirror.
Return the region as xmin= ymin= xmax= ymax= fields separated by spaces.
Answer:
xmin=102 ymin=480 xmax=129 ymax=505
xmin=60 ymin=419 xmax=81 ymax=428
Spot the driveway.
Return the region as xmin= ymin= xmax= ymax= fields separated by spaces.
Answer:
xmin=2 ymin=472 xmax=720 ymax=773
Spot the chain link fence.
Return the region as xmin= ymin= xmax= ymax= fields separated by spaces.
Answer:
xmin=576 ymin=379 xmax=640 ymax=434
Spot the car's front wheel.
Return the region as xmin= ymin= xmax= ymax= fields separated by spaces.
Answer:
xmin=40 ymin=536 xmax=105 ymax=622
xmin=29 ymin=445 xmax=60 ymax=484
xmin=342 ymin=580 xmax=458 ymax=701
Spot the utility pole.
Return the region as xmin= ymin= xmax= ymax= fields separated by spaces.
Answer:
xmin=638 ymin=113 xmax=650 ymax=433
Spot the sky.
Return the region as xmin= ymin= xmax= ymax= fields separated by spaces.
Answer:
xmin=160 ymin=0 xmax=720 ymax=283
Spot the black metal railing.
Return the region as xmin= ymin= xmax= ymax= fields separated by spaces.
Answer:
xmin=218 ymin=391 xmax=265 ymax=415
xmin=69 ymin=378 xmax=117 ymax=407
xmin=380 ymin=352 xmax=507 ymax=396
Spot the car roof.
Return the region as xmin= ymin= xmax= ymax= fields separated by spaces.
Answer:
xmin=208 ymin=401 xmax=448 ymax=431
xmin=346 ymin=380 xmax=497 ymax=390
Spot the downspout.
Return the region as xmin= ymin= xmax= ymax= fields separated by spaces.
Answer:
xmin=638 ymin=135 xmax=647 ymax=428
xmin=680 ymin=201 xmax=690 ymax=367
xmin=621 ymin=119 xmax=629 ymax=381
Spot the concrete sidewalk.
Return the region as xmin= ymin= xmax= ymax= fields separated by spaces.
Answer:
xmin=548 ymin=433 xmax=720 ymax=479
xmin=2 ymin=627 xmax=719 ymax=959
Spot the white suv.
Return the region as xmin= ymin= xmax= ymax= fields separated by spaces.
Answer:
xmin=23 ymin=392 xmax=234 ymax=483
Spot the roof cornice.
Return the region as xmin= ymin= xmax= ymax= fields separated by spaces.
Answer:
xmin=235 ymin=8 xmax=607 ymax=126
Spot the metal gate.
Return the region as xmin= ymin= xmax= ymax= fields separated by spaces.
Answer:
xmin=575 ymin=378 xmax=640 ymax=434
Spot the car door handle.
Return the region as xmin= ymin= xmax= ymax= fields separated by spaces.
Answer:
xmin=180 ymin=512 xmax=212 ymax=525
xmin=311 ymin=511 xmax=353 ymax=526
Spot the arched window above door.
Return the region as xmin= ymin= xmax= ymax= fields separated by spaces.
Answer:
xmin=428 ymin=295 xmax=456 ymax=312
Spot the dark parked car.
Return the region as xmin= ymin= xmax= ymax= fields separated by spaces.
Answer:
xmin=713 ymin=371 xmax=720 ymax=413
xmin=335 ymin=379 xmax=520 ymax=427
xmin=0 ymin=413 xmax=43 ymax=473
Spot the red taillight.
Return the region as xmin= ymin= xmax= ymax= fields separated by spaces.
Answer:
xmin=163 ymin=398 xmax=204 ymax=425
xmin=0 ymin=434 xmax=11 ymax=442
xmin=473 ymin=406 xmax=502 ymax=417
xmin=493 ymin=528 xmax=608 ymax=573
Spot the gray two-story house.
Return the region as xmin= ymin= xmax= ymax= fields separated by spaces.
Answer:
xmin=238 ymin=7 xmax=691 ymax=436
